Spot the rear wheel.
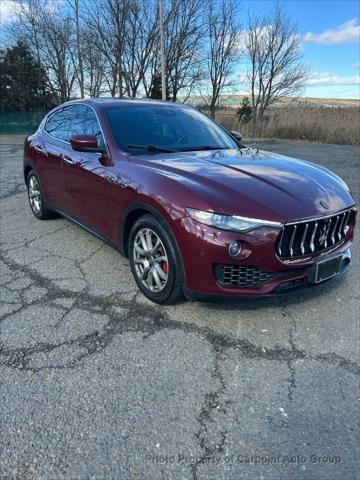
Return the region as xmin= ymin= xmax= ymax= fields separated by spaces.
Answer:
xmin=129 ymin=215 xmax=184 ymax=304
xmin=27 ymin=171 xmax=56 ymax=220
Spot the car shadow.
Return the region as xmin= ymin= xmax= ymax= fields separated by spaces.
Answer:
xmin=193 ymin=274 xmax=348 ymax=311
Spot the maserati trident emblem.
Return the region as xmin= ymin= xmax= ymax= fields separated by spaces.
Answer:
xmin=320 ymin=200 xmax=329 ymax=209
xmin=319 ymin=222 xmax=331 ymax=246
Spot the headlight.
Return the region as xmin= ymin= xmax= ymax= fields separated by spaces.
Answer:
xmin=186 ymin=208 xmax=282 ymax=233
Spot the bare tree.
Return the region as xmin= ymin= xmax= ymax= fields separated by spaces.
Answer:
xmin=245 ymin=5 xmax=308 ymax=128
xmin=82 ymin=27 xmax=107 ymax=97
xmin=11 ymin=0 xmax=76 ymax=103
xmin=67 ymin=0 xmax=84 ymax=98
xmin=123 ymin=0 xmax=158 ymax=98
xmin=164 ymin=0 xmax=205 ymax=101
xmin=200 ymin=0 xmax=241 ymax=119
xmin=84 ymin=0 xmax=130 ymax=97
xmin=144 ymin=51 xmax=161 ymax=98
xmin=43 ymin=14 xmax=76 ymax=102
xmin=144 ymin=0 xmax=205 ymax=101
xmin=5 ymin=0 xmax=309 ymax=110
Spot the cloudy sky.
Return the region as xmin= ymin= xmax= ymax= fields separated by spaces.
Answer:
xmin=1 ymin=0 xmax=359 ymax=99
xmin=241 ymin=0 xmax=359 ymax=99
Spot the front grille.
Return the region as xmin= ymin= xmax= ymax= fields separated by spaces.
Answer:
xmin=215 ymin=265 xmax=276 ymax=287
xmin=277 ymin=208 xmax=355 ymax=259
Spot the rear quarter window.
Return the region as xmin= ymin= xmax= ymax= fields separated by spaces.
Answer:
xmin=44 ymin=106 xmax=75 ymax=142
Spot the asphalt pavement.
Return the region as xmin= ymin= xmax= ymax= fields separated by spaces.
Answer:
xmin=0 ymin=136 xmax=359 ymax=480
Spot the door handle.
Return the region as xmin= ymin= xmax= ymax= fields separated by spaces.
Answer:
xmin=33 ymin=144 xmax=45 ymax=154
xmin=61 ymin=154 xmax=75 ymax=165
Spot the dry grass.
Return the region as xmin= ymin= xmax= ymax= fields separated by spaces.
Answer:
xmin=184 ymin=94 xmax=360 ymax=108
xmin=214 ymin=106 xmax=360 ymax=145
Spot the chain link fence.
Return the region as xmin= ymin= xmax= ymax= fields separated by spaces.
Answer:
xmin=0 ymin=111 xmax=47 ymax=135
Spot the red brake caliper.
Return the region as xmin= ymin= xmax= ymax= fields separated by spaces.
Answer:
xmin=160 ymin=247 xmax=168 ymax=273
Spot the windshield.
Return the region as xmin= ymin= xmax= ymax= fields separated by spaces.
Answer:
xmin=105 ymin=105 xmax=238 ymax=154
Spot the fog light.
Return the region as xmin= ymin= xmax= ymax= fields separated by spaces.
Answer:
xmin=229 ymin=241 xmax=242 ymax=257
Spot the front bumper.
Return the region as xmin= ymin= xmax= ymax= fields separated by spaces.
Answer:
xmin=175 ymin=216 xmax=354 ymax=298
xmin=184 ymin=257 xmax=351 ymax=301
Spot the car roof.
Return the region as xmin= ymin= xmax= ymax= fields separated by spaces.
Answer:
xmin=62 ymin=98 xmax=189 ymax=109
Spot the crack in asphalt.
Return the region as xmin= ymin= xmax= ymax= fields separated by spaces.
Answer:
xmin=1 ymin=252 xmax=359 ymax=378
xmin=1 ymin=214 xmax=359 ymax=476
xmin=280 ymin=307 xmax=298 ymax=402
xmin=0 ymin=183 xmax=26 ymax=200
xmin=191 ymin=349 xmax=227 ymax=480
xmin=1 ymin=138 xmax=360 ymax=477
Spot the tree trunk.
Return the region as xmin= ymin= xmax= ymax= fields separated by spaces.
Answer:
xmin=251 ymin=109 xmax=258 ymax=137
xmin=210 ymin=99 xmax=216 ymax=119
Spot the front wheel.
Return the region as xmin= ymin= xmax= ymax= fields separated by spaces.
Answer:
xmin=128 ymin=215 xmax=185 ymax=304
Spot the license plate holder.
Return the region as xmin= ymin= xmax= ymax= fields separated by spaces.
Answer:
xmin=310 ymin=256 xmax=343 ymax=284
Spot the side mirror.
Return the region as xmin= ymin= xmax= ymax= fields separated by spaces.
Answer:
xmin=230 ymin=130 xmax=242 ymax=143
xmin=70 ymin=135 xmax=101 ymax=153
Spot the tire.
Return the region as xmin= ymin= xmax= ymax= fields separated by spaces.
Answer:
xmin=27 ymin=171 xmax=56 ymax=220
xmin=128 ymin=214 xmax=185 ymax=304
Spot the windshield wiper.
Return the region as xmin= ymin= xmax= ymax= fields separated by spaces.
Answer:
xmin=127 ymin=144 xmax=176 ymax=153
xmin=179 ymin=146 xmax=228 ymax=152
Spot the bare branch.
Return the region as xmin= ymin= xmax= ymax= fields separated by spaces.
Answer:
xmin=244 ymin=5 xmax=309 ymax=129
xmin=200 ymin=0 xmax=242 ymax=118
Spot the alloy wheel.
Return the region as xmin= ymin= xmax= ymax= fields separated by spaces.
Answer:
xmin=28 ymin=175 xmax=42 ymax=215
xmin=133 ymin=228 xmax=169 ymax=292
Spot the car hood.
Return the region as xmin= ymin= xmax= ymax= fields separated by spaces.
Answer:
xmin=142 ymin=147 xmax=354 ymax=223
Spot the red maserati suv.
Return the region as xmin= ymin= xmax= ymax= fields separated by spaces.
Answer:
xmin=24 ymin=99 xmax=356 ymax=303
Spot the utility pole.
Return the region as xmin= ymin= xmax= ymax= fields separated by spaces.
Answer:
xmin=159 ymin=0 xmax=166 ymax=101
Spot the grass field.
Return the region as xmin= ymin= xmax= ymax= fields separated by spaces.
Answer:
xmin=184 ymin=94 xmax=360 ymax=108
xmin=214 ymin=106 xmax=360 ymax=145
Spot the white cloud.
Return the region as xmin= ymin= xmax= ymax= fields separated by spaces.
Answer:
xmin=0 ymin=0 xmax=19 ymax=24
xmin=0 ymin=0 xmax=64 ymax=25
xmin=303 ymin=18 xmax=360 ymax=44
xmin=306 ymin=72 xmax=360 ymax=87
